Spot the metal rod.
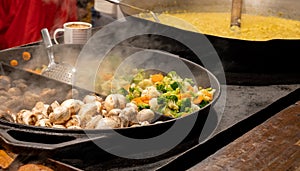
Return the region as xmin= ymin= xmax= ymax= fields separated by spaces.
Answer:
xmin=230 ymin=0 xmax=243 ymax=28
xmin=105 ymin=0 xmax=160 ymax=23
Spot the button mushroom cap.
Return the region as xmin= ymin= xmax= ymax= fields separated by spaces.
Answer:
xmin=83 ymin=94 xmax=103 ymax=104
xmin=49 ymin=106 xmax=71 ymax=124
xmin=65 ymin=115 xmax=81 ymax=128
xmin=95 ymin=118 xmax=119 ymax=129
xmin=35 ymin=119 xmax=52 ymax=128
xmin=61 ymin=99 xmax=84 ymax=114
xmin=0 ymin=75 xmax=11 ymax=91
xmin=119 ymin=106 xmax=137 ymax=122
xmin=104 ymin=94 xmax=127 ymax=112
xmin=78 ymin=102 xmax=98 ymax=127
xmin=137 ymin=109 xmax=155 ymax=123
xmin=85 ymin=115 xmax=103 ymax=129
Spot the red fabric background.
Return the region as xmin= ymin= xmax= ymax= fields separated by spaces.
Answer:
xmin=0 ymin=0 xmax=78 ymax=50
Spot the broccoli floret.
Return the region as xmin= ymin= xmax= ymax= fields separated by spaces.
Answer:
xmin=179 ymin=98 xmax=192 ymax=112
xmin=157 ymin=96 xmax=167 ymax=105
xmin=138 ymin=103 xmax=150 ymax=110
xmin=132 ymin=70 xmax=146 ymax=84
xmin=170 ymin=81 xmax=179 ymax=90
xmin=127 ymin=86 xmax=141 ymax=101
xmin=156 ymin=83 xmax=167 ymax=93
xmin=165 ymin=94 xmax=178 ymax=102
xmin=199 ymin=100 xmax=210 ymax=108
xmin=167 ymin=71 xmax=181 ymax=80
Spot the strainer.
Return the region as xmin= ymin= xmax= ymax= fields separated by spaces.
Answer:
xmin=40 ymin=28 xmax=75 ymax=85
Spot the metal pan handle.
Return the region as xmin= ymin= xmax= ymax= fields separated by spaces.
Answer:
xmin=0 ymin=128 xmax=107 ymax=154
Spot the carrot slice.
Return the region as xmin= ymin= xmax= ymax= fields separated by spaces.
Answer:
xmin=193 ymin=95 xmax=203 ymax=104
xmin=22 ymin=51 xmax=31 ymax=61
xmin=151 ymin=73 xmax=164 ymax=83
xmin=10 ymin=59 xmax=18 ymax=66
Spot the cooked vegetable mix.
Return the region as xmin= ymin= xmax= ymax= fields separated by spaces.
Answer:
xmin=123 ymin=70 xmax=215 ymax=118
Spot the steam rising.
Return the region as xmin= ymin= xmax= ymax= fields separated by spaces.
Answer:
xmin=0 ymin=64 xmax=82 ymax=114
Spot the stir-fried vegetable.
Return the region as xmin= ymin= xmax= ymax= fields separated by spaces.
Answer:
xmin=121 ymin=70 xmax=215 ymax=118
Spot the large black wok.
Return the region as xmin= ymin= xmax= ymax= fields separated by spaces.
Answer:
xmin=0 ymin=45 xmax=221 ymax=159
xmin=117 ymin=0 xmax=300 ymax=76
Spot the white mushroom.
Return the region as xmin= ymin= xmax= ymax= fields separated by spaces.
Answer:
xmin=32 ymin=102 xmax=50 ymax=117
xmin=140 ymin=121 xmax=150 ymax=126
xmin=78 ymin=103 xmax=98 ymax=127
xmin=52 ymin=124 xmax=66 ymax=129
xmin=50 ymin=101 xmax=60 ymax=110
xmin=106 ymin=108 xmax=122 ymax=117
xmin=130 ymin=124 xmax=141 ymax=128
xmin=65 ymin=115 xmax=81 ymax=128
xmin=16 ymin=110 xmax=39 ymax=125
xmin=61 ymin=99 xmax=84 ymax=115
xmin=0 ymin=110 xmax=15 ymax=122
xmin=0 ymin=75 xmax=11 ymax=91
xmin=85 ymin=115 xmax=103 ymax=129
xmin=35 ymin=119 xmax=52 ymax=128
xmin=126 ymin=102 xmax=138 ymax=111
xmin=49 ymin=106 xmax=71 ymax=124
xmin=108 ymin=115 xmax=121 ymax=128
xmin=7 ymin=87 xmax=22 ymax=96
xmin=95 ymin=118 xmax=119 ymax=129
xmin=136 ymin=109 xmax=155 ymax=123
xmin=67 ymin=126 xmax=82 ymax=129
xmin=12 ymin=79 xmax=27 ymax=91
xmin=104 ymin=94 xmax=127 ymax=112
xmin=83 ymin=94 xmax=103 ymax=104
xmin=119 ymin=106 xmax=138 ymax=127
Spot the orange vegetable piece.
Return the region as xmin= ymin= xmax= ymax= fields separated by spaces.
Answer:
xmin=132 ymin=97 xmax=143 ymax=105
xmin=202 ymin=90 xmax=213 ymax=99
xmin=22 ymin=51 xmax=31 ymax=61
xmin=10 ymin=59 xmax=18 ymax=66
xmin=179 ymin=93 xmax=192 ymax=99
xmin=193 ymin=95 xmax=203 ymax=104
xmin=151 ymin=73 xmax=164 ymax=83
xmin=140 ymin=96 xmax=151 ymax=104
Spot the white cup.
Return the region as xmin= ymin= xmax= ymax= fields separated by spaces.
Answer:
xmin=53 ymin=21 xmax=92 ymax=44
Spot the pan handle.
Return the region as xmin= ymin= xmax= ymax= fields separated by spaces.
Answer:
xmin=0 ymin=128 xmax=107 ymax=153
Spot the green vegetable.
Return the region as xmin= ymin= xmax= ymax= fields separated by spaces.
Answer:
xmin=132 ymin=69 xmax=146 ymax=84
xmin=138 ymin=103 xmax=150 ymax=110
xmin=165 ymin=94 xmax=178 ymax=102
xmin=127 ymin=87 xmax=141 ymax=101
xmin=180 ymin=98 xmax=192 ymax=112
xmin=199 ymin=100 xmax=210 ymax=108
xmin=156 ymin=83 xmax=167 ymax=93
xmin=170 ymin=81 xmax=179 ymax=90
xmin=157 ymin=96 xmax=166 ymax=104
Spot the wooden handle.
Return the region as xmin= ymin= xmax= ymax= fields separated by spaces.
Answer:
xmin=230 ymin=0 xmax=243 ymax=28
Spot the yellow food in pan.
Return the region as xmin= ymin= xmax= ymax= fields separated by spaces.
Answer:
xmin=140 ymin=12 xmax=300 ymax=41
